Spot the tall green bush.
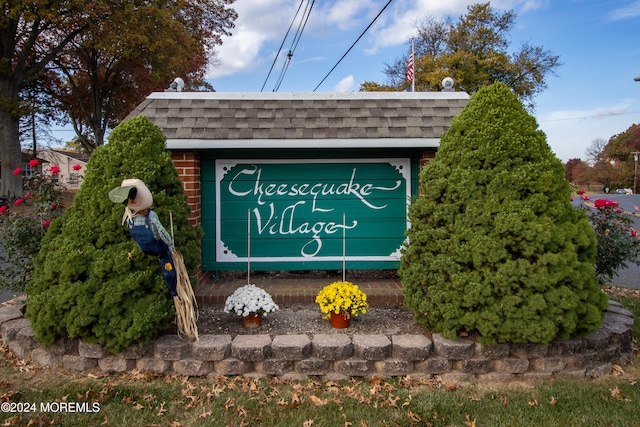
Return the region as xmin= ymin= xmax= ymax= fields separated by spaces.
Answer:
xmin=399 ymin=83 xmax=608 ymax=345
xmin=25 ymin=116 xmax=202 ymax=352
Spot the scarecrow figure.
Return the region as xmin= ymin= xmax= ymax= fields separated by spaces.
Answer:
xmin=109 ymin=178 xmax=198 ymax=340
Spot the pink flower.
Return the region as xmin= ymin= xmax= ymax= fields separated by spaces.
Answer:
xmin=569 ymin=197 xmax=574 ymax=201
xmin=581 ymin=195 xmax=590 ymax=201
xmin=0 ymin=205 xmax=7 ymax=214
xmin=632 ymin=229 xmax=638 ymax=238
xmin=50 ymin=165 xmax=60 ymax=174
xmin=72 ymin=164 xmax=82 ymax=171
xmin=28 ymin=159 xmax=39 ymax=167
xmin=24 ymin=192 xmax=32 ymax=199
xmin=14 ymin=198 xmax=24 ymax=206
xmin=13 ymin=167 xmax=21 ymax=176
xmin=42 ymin=220 xmax=50 ymax=228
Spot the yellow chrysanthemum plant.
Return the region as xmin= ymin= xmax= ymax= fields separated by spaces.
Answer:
xmin=315 ymin=281 xmax=368 ymax=319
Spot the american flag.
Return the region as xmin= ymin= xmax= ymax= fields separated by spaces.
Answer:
xmin=406 ymin=52 xmax=414 ymax=83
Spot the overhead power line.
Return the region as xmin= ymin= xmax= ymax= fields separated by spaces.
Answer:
xmin=262 ymin=0 xmax=315 ymax=92
xmin=260 ymin=0 xmax=306 ymax=92
xmin=313 ymin=0 xmax=395 ymax=92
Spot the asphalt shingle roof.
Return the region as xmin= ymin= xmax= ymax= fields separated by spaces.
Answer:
xmin=128 ymin=91 xmax=469 ymax=148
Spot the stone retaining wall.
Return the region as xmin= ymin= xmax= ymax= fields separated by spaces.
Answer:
xmin=0 ymin=297 xmax=634 ymax=381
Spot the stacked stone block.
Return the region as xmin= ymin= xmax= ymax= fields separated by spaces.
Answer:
xmin=0 ymin=297 xmax=634 ymax=380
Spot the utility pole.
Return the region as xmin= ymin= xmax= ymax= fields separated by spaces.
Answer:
xmin=632 ymin=151 xmax=639 ymax=194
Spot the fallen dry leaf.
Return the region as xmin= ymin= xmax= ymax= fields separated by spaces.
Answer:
xmin=198 ymin=410 xmax=212 ymax=419
xmin=613 ymin=364 xmax=625 ymax=375
xmin=156 ymin=402 xmax=167 ymax=416
xmin=464 ymin=414 xmax=477 ymax=427
xmin=407 ymin=410 xmax=421 ymax=423
xmin=549 ymin=396 xmax=558 ymax=406
xmin=610 ymin=386 xmax=622 ymax=400
xmin=528 ymin=399 xmax=539 ymax=407
xmin=309 ymin=395 xmax=329 ymax=406
xmin=224 ymin=397 xmax=235 ymax=410
xmin=303 ymin=420 xmax=314 ymax=427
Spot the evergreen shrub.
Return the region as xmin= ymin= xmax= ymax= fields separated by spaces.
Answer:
xmin=25 ymin=116 xmax=202 ymax=352
xmin=399 ymin=83 xmax=608 ymax=345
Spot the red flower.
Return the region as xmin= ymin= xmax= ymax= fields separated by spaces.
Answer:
xmin=594 ymin=199 xmax=619 ymax=209
xmin=42 ymin=220 xmax=51 ymax=228
xmin=24 ymin=192 xmax=32 ymax=199
xmin=13 ymin=167 xmax=21 ymax=176
xmin=632 ymin=229 xmax=638 ymax=238
xmin=569 ymin=196 xmax=574 ymax=201
xmin=0 ymin=205 xmax=7 ymax=214
xmin=72 ymin=164 xmax=82 ymax=171
xmin=577 ymin=189 xmax=585 ymax=195
xmin=51 ymin=203 xmax=58 ymax=211
xmin=50 ymin=165 xmax=60 ymax=174
xmin=28 ymin=159 xmax=39 ymax=167
xmin=14 ymin=198 xmax=24 ymax=206
xmin=581 ymin=195 xmax=590 ymax=201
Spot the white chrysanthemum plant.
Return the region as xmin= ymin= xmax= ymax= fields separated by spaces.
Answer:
xmin=224 ymin=284 xmax=279 ymax=317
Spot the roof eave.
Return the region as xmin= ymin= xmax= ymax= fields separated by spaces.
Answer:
xmin=165 ymin=138 xmax=441 ymax=150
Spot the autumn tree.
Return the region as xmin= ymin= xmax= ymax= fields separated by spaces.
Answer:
xmin=0 ymin=1 xmax=90 ymax=199
xmin=585 ymin=134 xmax=637 ymax=190
xmin=362 ymin=3 xmax=560 ymax=110
xmin=46 ymin=0 xmax=237 ymax=152
xmin=603 ymin=124 xmax=640 ymax=190
xmin=565 ymin=158 xmax=589 ymax=184
xmin=0 ymin=1 xmax=237 ymax=199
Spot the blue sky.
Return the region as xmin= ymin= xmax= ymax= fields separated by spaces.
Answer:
xmin=205 ymin=0 xmax=640 ymax=163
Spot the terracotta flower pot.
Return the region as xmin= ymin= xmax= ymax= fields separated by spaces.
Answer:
xmin=242 ymin=313 xmax=262 ymax=329
xmin=330 ymin=312 xmax=351 ymax=328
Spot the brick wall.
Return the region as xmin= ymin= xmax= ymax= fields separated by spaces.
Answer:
xmin=171 ymin=151 xmax=206 ymax=284
xmin=419 ymin=148 xmax=436 ymax=169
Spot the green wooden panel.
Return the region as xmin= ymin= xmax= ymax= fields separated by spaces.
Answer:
xmin=213 ymin=159 xmax=410 ymax=266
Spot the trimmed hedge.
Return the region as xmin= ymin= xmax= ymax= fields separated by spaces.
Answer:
xmin=399 ymin=83 xmax=608 ymax=345
xmin=25 ymin=116 xmax=202 ymax=352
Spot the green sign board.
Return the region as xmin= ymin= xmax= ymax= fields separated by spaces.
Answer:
xmin=215 ymin=159 xmax=410 ymax=264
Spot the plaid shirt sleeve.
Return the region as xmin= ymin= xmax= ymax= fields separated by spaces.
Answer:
xmin=149 ymin=210 xmax=174 ymax=248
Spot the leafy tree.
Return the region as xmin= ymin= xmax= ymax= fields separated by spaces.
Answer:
xmin=362 ymin=3 xmax=560 ymax=110
xmin=564 ymin=158 xmax=588 ymax=183
xmin=25 ymin=116 xmax=202 ymax=352
xmin=605 ymin=123 xmax=640 ymax=161
xmin=603 ymin=124 xmax=640 ymax=190
xmin=399 ymin=83 xmax=607 ymax=345
xmin=0 ymin=0 xmax=90 ymax=199
xmin=46 ymin=0 xmax=237 ymax=152
xmin=0 ymin=1 xmax=237 ymax=199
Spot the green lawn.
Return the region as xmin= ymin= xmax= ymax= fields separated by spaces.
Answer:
xmin=1 ymin=288 xmax=638 ymax=427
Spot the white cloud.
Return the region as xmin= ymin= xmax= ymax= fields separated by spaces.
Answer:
xmin=207 ymin=0 xmax=299 ymax=79
xmin=608 ymin=0 xmax=640 ymax=21
xmin=332 ymin=75 xmax=356 ymax=92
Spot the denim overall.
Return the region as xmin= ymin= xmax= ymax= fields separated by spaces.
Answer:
xmin=128 ymin=211 xmax=177 ymax=297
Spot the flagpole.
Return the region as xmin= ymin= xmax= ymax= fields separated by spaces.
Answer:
xmin=411 ymin=37 xmax=415 ymax=92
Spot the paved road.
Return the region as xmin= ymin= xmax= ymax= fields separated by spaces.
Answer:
xmin=1 ymin=194 xmax=638 ymax=303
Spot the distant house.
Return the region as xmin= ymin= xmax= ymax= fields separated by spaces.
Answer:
xmin=37 ymin=149 xmax=89 ymax=189
xmin=127 ymin=91 xmax=469 ymax=283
